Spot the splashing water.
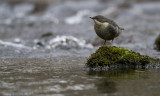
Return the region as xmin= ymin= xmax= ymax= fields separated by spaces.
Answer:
xmin=46 ymin=35 xmax=93 ymax=49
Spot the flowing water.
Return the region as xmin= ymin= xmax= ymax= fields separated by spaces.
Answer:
xmin=0 ymin=57 xmax=160 ymax=96
xmin=0 ymin=0 xmax=160 ymax=96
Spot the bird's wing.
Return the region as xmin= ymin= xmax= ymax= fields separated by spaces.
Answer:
xmin=103 ymin=18 xmax=124 ymax=30
xmin=107 ymin=25 xmax=118 ymax=36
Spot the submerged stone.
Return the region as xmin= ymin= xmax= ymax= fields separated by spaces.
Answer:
xmin=41 ymin=32 xmax=53 ymax=38
xmin=86 ymin=46 xmax=158 ymax=68
xmin=155 ymin=34 xmax=160 ymax=50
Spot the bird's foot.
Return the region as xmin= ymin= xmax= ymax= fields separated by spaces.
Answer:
xmin=109 ymin=43 xmax=112 ymax=46
xmin=102 ymin=40 xmax=106 ymax=46
xmin=109 ymin=40 xmax=113 ymax=46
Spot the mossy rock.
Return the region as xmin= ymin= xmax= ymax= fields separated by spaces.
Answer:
xmin=86 ymin=46 xmax=158 ymax=68
xmin=155 ymin=34 xmax=160 ymax=50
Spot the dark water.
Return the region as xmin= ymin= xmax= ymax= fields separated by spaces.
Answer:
xmin=0 ymin=0 xmax=160 ymax=96
xmin=0 ymin=57 xmax=160 ymax=96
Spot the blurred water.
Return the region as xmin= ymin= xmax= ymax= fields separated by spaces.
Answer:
xmin=0 ymin=57 xmax=160 ymax=96
xmin=0 ymin=0 xmax=160 ymax=96
xmin=0 ymin=0 xmax=160 ymax=57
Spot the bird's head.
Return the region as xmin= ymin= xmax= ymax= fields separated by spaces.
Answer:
xmin=90 ymin=15 xmax=107 ymax=23
xmin=90 ymin=15 xmax=109 ymax=27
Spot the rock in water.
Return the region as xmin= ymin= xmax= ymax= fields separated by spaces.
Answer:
xmin=86 ymin=46 xmax=158 ymax=68
xmin=155 ymin=34 xmax=160 ymax=50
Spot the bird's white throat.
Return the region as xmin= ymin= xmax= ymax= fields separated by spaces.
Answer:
xmin=94 ymin=19 xmax=109 ymax=28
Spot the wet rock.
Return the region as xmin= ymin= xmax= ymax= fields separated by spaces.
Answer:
xmin=41 ymin=32 xmax=53 ymax=38
xmin=33 ymin=39 xmax=45 ymax=47
xmin=27 ymin=22 xmax=34 ymax=27
xmin=118 ymin=2 xmax=132 ymax=9
xmin=86 ymin=46 xmax=158 ymax=68
xmin=31 ymin=1 xmax=49 ymax=14
xmin=155 ymin=34 xmax=160 ymax=50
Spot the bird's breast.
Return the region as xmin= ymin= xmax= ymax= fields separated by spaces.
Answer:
xmin=94 ymin=23 xmax=119 ymax=40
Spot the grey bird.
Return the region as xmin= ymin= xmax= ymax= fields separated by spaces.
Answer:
xmin=90 ymin=15 xmax=124 ymax=45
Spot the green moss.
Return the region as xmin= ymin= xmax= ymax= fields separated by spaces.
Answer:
xmin=86 ymin=46 xmax=157 ymax=68
xmin=155 ymin=34 xmax=160 ymax=50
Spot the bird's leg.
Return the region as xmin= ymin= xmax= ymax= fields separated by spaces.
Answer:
xmin=103 ymin=40 xmax=106 ymax=46
xmin=109 ymin=39 xmax=113 ymax=46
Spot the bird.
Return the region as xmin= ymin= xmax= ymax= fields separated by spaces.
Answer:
xmin=90 ymin=15 xmax=124 ymax=46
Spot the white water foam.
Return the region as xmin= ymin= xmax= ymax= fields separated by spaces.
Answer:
xmin=46 ymin=35 xmax=93 ymax=49
xmin=0 ymin=40 xmax=31 ymax=49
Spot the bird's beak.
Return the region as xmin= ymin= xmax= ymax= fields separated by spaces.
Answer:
xmin=89 ymin=17 xmax=93 ymax=19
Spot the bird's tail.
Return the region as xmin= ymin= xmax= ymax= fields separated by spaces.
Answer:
xmin=120 ymin=27 xmax=124 ymax=30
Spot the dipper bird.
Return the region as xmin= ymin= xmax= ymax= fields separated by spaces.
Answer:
xmin=90 ymin=15 xmax=124 ymax=45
